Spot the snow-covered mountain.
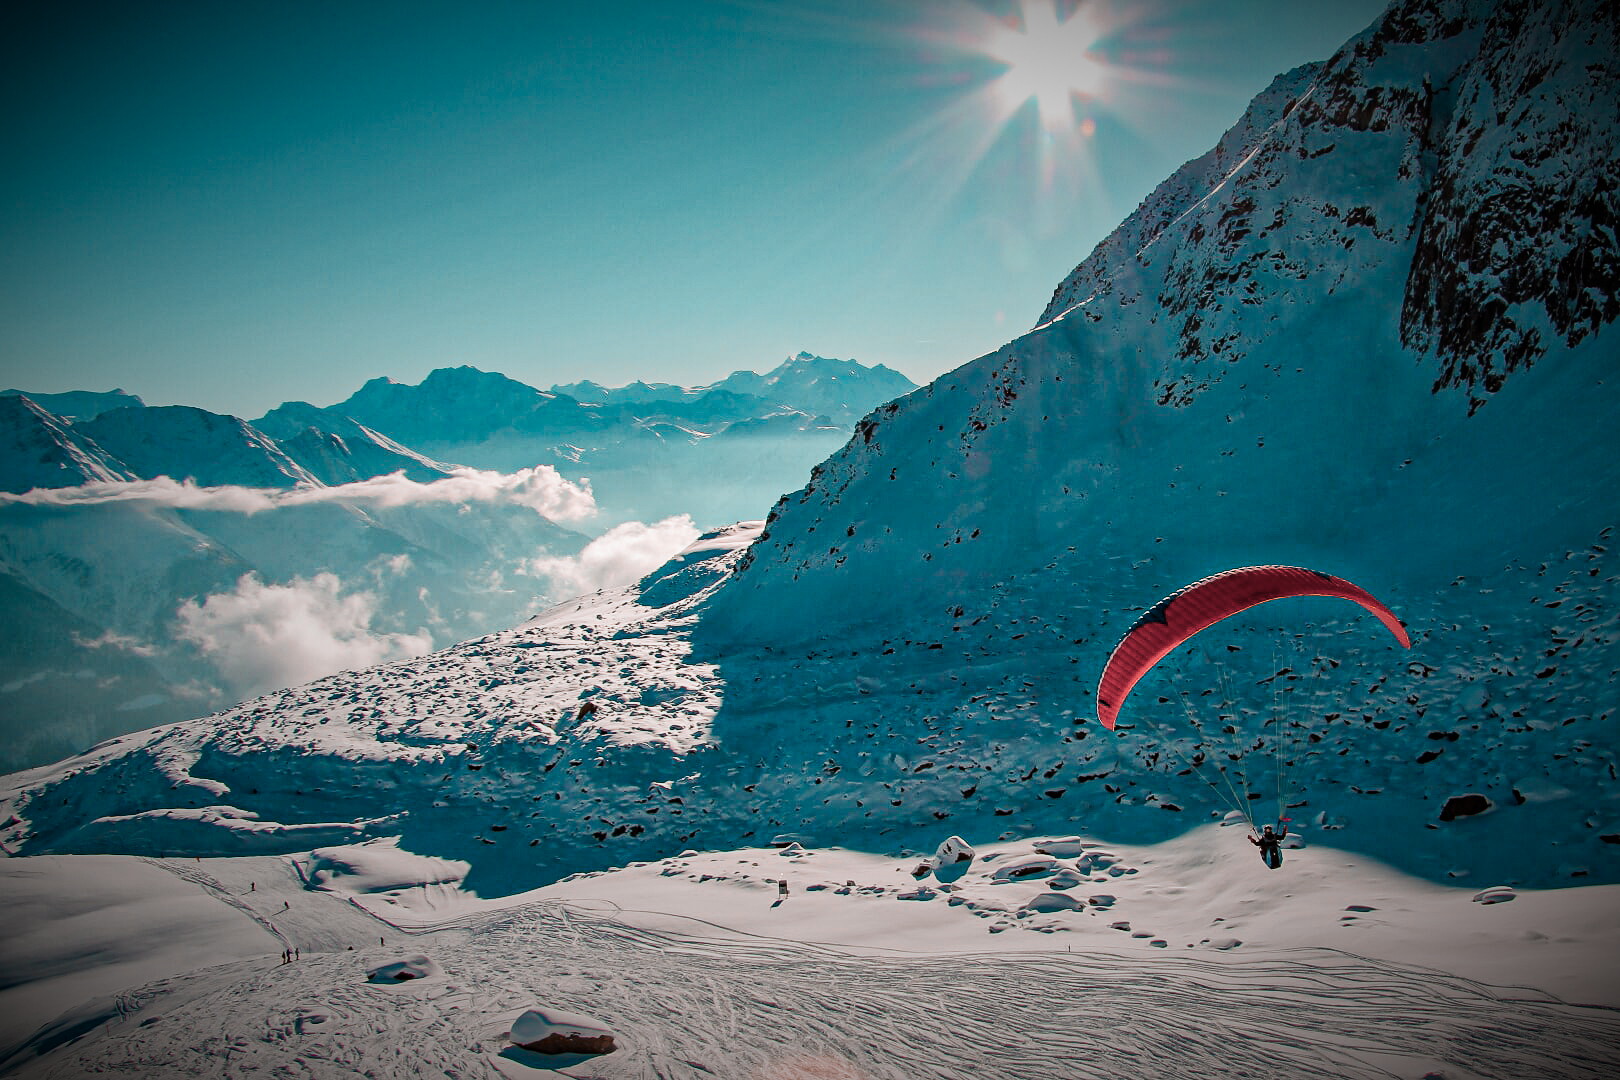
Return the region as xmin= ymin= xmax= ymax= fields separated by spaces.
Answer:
xmin=276 ymin=353 xmax=917 ymax=528
xmin=0 ymin=387 xmax=144 ymax=421
xmin=3 ymin=0 xmax=1615 ymax=908
xmin=0 ymin=398 xmax=455 ymax=496
xmin=0 ymin=354 xmax=909 ymax=774
xmin=74 ymin=405 xmax=322 ymax=488
xmin=702 ymin=351 xmax=918 ymax=426
xmin=548 ymin=352 xmax=916 ymax=426
xmin=0 ymin=488 xmax=591 ymax=774
xmin=0 ymin=395 xmax=593 ymax=773
xmin=0 ymin=395 xmax=136 ymax=492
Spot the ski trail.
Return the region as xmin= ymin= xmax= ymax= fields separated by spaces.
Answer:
xmin=144 ymin=857 xmax=295 ymax=949
xmin=144 ymin=856 xmax=404 ymax=955
xmin=18 ymin=899 xmax=1620 ymax=1079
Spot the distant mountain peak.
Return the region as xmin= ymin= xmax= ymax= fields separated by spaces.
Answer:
xmin=0 ymin=387 xmax=146 ymax=422
xmin=75 ymin=405 xmax=320 ymax=488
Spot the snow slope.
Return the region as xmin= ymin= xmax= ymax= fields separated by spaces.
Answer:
xmin=2 ymin=519 xmax=1612 ymax=899
xmin=2 ymin=836 xmax=1616 ymax=1078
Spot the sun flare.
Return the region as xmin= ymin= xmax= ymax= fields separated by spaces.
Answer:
xmin=982 ymin=0 xmax=1108 ymax=132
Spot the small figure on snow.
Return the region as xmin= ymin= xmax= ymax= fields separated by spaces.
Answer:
xmin=1249 ymin=823 xmax=1288 ymax=869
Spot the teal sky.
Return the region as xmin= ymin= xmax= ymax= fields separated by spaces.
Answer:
xmin=2 ymin=0 xmax=1386 ymax=419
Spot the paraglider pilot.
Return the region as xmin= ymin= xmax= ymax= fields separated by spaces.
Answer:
xmin=1249 ymin=824 xmax=1288 ymax=869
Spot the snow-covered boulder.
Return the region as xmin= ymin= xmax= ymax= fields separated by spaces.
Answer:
xmin=936 ymin=835 xmax=975 ymax=865
xmin=990 ymin=855 xmax=1057 ymax=882
xmin=1022 ymin=891 xmax=1085 ymax=913
xmin=1074 ymin=850 xmax=1120 ymax=873
xmin=931 ymin=835 xmax=976 ymax=882
xmin=366 ymin=955 xmax=441 ymax=983
xmin=509 ymin=1006 xmax=618 ymax=1057
xmin=1046 ymin=868 xmax=1086 ymax=890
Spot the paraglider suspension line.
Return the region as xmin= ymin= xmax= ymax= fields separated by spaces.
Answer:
xmin=1170 ymin=683 xmax=1257 ymax=831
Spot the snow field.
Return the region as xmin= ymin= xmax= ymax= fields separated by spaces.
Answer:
xmin=4 ymin=834 xmax=1619 ymax=1078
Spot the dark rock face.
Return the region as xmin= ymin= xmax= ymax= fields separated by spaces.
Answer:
xmin=1036 ymin=0 xmax=1619 ymax=419
xmin=516 ymin=1032 xmax=617 ymax=1056
xmin=1400 ymin=0 xmax=1620 ymax=414
xmin=1439 ymin=793 xmax=1494 ymax=821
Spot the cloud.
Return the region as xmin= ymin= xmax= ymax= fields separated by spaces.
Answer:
xmin=0 ymin=466 xmax=596 ymax=523
xmin=523 ymin=515 xmax=701 ymax=598
xmin=72 ymin=630 xmax=162 ymax=657
xmin=174 ymin=572 xmax=434 ymax=699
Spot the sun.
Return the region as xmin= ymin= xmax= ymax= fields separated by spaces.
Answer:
xmin=981 ymin=0 xmax=1108 ymax=133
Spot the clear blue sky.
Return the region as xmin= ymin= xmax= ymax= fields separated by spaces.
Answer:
xmin=1 ymin=0 xmax=1387 ymax=418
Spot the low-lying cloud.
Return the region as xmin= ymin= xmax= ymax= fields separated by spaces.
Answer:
xmin=524 ymin=515 xmax=701 ymax=598
xmin=175 ymin=572 xmax=434 ymax=699
xmin=0 ymin=466 xmax=596 ymax=523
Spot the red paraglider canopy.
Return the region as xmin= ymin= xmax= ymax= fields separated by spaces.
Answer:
xmin=1096 ymin=565 xmax=1410 ymax=730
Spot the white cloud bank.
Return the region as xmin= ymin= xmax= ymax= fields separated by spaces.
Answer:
xmin=524 ymin=515 xmax=701 ymax=598
xmin=0 ymin=467 xmax=596 ymax=523
xmin=175 ymin=572 xmax=434 ymax=698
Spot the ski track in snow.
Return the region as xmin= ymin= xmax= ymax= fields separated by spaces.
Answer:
xmin=22 ymin=899 xmax=1620 ymax=1080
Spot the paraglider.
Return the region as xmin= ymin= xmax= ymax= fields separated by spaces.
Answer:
xmin=1249 ymin=823 xmax=1288 ymax=869
xmin=1095 ymin=565 xmax=1411 ymax=862
xmin=1097 ymin=565 xmax=1410 ymax=731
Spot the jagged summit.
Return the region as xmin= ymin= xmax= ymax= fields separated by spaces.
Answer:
xmin=325 ymin=366 xmax=565 ymax=447
xmin=1036 ymin=0 xmax=1617 ymax=417
xmin=550 ymin=353 xmax=917 ymax=426
xmin=708 ymin=353 xmax=918 ymax=426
